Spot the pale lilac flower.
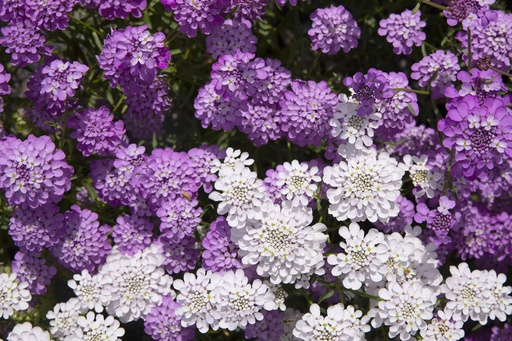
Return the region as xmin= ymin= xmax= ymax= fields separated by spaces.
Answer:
xmin=67 ymin=311 xmax=124 ymax=341
xmin=46 ymin=298 xmax=84 ymax=340
xmin=67 ymin=270 xmax=105 ymax=313
xmin=6 ymin=323 xmax=52 ymax=341
xmin=401 ymin=154 xmax=443 ymax=198
xmin=419 ymin=308 xmax=465 ymax=341
xmin=275 ymin=160 xmax=321 ymax=207
xmin=0 ymin=273 xmax=31 ymax=319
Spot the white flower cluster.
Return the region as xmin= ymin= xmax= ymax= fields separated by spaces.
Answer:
xmin=173 ymin=268 xmax=278 ymax=333
xmin=7 ymin=322 xmax=52 ymax=341
xmin=0 ymin=272 xmax=31 ymax=319
xmin=401 ymin=154 xmax=442 ymax=198
xmin=275 ymin=160 xmax=321 ymax=207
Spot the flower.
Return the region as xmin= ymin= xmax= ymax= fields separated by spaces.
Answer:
xmin=112 ymin=214 xmax=153 ymax=256
xmin=11 ymin=251 xmax=57 ymax=296
xmin=369 ymin=281 xmax=437 ymax=340
xmin=201 ymin=217 xmax=243 ymax=273
xmin=156 ymin=197 xmax=202 ymax=242
xmin=293 ymin=303 xmax=370 ymax=340
xmin=0 ymin=273 xmax=31 ymax=319
xmin=244 ymin=309 xmax=286 ymax=340
xmin=235 ymin=201 xmax=327 ymax=287
xmin=7 ymin=322 xmax=52 ymax=341
xmin=280 ymin=80 xmax=339 ymax=147
xmin=144 ymin=296 xmax=195 ymax=341
xmin=90 ymin=0 xmax=147 ymax=20
xmin=67 ymin=311 xmax=125 ymax=341
xmin=378 ymin=9 xmax=426 ymax=55
xmin=46 ymin=298 xmax=84 ymax=339
xmin=0 ymin=134 xmax=73 ymax=208
xmin=275 ymin=160 xmax=321 ymax=207
xmin=411 ymin=50 xmax=460 ymax=99
xmin=206 ymin=19 xmax=257 ymax=59
xmin=67 ymin=270 xmax=106 ymax=313
xmin=401 ymin=154 xmax=443 ymax=198
xmin=156 ymin=235 xmax=201 ymax=274
xmin=444 ymin=0 xmax=497 ymax=30
xmin=323 ymin=148 xmax=404 ymax=223
xmin=0 ymin=63 xmax=11 ymax=95
xmin=415 ymin=196 xmax=461 ymax=246
xmin=173 ymin=268 xmax=223 ymax=333
xmin=215 ymin=269 xmax=277 ymax=331
xmin=308 ymin=5 xmax=360 ymax=54
xmin=327 ymin=223 xmax=389 ymax=290
xmin=420 ymin=308 xmax=465 ymax=341
xmin=68 ymin=106 xmax=126 ymax=157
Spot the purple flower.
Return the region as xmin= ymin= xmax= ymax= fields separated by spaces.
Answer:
xmin=238 ymin=102 xmax=283 ymax=146
xmin=455 ymin=10 xmax=512 ymax=71
xmin=11 ymin=251 xmax=57 ymax=296
xmin=161 ymin=0 xmax=227 ymax=38
xmin=157 ymin=197 xmax=202 ymax=242
xmin=26 ymin=0 xmax=78 ymax=31
xmin=112 ymin=214 xmax=153 ymax=256
xmin=249 ymin=57 xmax=291 ymax=106
xmin=206 ymin=19 xmax=257 ymax=59
xmin=211 ymin=51 xmax=258 ymax=101
xmin=227 ymin=0 xmax=269 ymax=21
xmin=144 ymin=295 xmax=195 ymax=341
xmin=0 ymin=20 xmax=53 ymax=67
xmin=280 ymin=79 xmax=339 ymax=147
xmin=51 ymin=205 xmax=112 ymax=273
xmin=0 ymin=134 xmax=73 ymax=208
xmin=378 ymin=9 xmax=426 ymax=55
xmin=415 ymin=196 xmax=461 ymax=245
xmin=444 ymin=0 xmax=497 ymax=30
xmin=156 ymin=235 xmax=200 ymax=274
xmin=438 ymin=95 xmax=512 ymax=180
xmin=97 ymin=25 xmax=170 ymax=93
xmin=97 ymin=0 xmax=146 ymax=20
xmin=308 ymin=4 xmax=360 ymax=54
xmin=444 ymin=68 xmax=506 ymax=104
xmin=68 ymin=106 xmax=126 ymax=157
xmin=8 ymin=203 xmax=64 ymax=253
xmin=411 ymin=50 xmax=460 ymax=99
xmin=0 ymin=64 xmax=11 ymax=95
xmin=201 ymin=217 xmax=243 ymax=273
xmin=344 ymin=68 xmax=394 ymax=117
xmin=187 ymin=145 xmax=220 ymax=193
xmin=491 ymin=322 xmax=512 ymax=340
xmin=244 ymin=309 xmax=285 ymax=340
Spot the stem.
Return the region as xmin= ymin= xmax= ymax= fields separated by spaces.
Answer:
xmin=345 ymin=288 xmax=384 ymax=301
xmin=420 ymin=0 xmax=449 ymax=11
xmin=392 ymin=88 xmax=430 ymax=95
xmin=68 ymin=14 xmax=103 ymax=35
xmin=467 ymin=29 xmax=473 ymax=70
xmin=490 ymin=66 xmax=512 ymax=79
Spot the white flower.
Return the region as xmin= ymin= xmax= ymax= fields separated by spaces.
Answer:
xmin=331 ymin=94 xmax=382 ymax=150
xmin=67 ymin=269 xmax=105 ymax=313
xmin=327 ymin=223 xmax=389 ymax=290
xmin=275 ymin=160 xmax=321 ymax=207
xmin=369 ymin=281 xmax=437 ymax=341
xmin=65 ymin=311 xmax=124 ymax=341
xmin=211 ymin=147 xmax=254 ymax=174
xmin=441 ymin=262 xmax=493 ymax=324
xmin=46 ymin=298 xmax=84 ymax=339
xmin=420 ymin=308 xmax=465 ymax=341
xmin=216 ymin=269 xmax=277 ymax=331
xmin=173 ymin=268 xmax=223 ymax=333
xmin=98 ymin=245 xmax=174 ymax=323
xmin=0 ymin=273 xmax=31 ymax=319
xmin=265 ymin=282 xmax=288 ymax=311
xmin=487 ymin=270 xmax=512 ymax=322
xmin=7 ymin=323 xmax=52 ymax=341
xmin=401 ymin=154 xmax=442 ymax=198
xmin=293 ymin=303 xmax=370 ymax=341
xmin=234 ymin=201 xmax=327 ymax=287
xmin=209 ymin=162 xmax=267 ymax=229
xmin=323 ymin=149 xmax=404 ymax=223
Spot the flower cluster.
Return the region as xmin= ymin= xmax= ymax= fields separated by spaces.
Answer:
xmin=378 ymin=9 xmax=426 ymax=55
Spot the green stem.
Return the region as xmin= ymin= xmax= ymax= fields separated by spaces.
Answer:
xmin=392 ymin=88 xmax=430 ymax=95
xmin=490 ymin=66 xmax=512 ymax=79
xmin=420 ymin=0 xmax=449 ymax=11
xmin=467 ymin=29 xmax=473 ymax=70
xmin=345 ymin=288 xmax=384 ymax=301
xmin=68 ymin=14 xmax=103 ymax=36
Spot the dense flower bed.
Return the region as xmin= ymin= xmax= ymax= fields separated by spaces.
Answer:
xmin=0 ymin=0 xmax=512 ymax=340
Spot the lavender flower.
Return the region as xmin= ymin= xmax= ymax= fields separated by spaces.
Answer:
xmin=187 ymin=145 xmax=220 ymax=193
xmin=161 ymin=0 xmax=227 ymax=38
xmin=0 ymin=20 xmax=53 ymax=67
xmin=343 ymin=68 xmax=394 ymax=117
xmin=280 ymin=80 xmax=339 ymax=147
xmin=156 ymin=235 xmax=200 ymax=274
xmin=0 ymin=64 xmax=11 ymax=95
xmin=227 ymin=0 xmax=269 ymax=21
xmin=51 ymin=205 xmax=112 ymax=273
xmin=250 ymin=57 xmax=291 ymax=105
xmin=201 ymin=217 xmax=243 ymax=273
xmin=275 ymin=0 xmax=305 ymax=6
xmin=144 ymin=296 xmax=195 ymax=341
xmin=438 ymin=95 xmax=512 ymax=180
xmin=415 ymin=196 xmax=462 ymax=245
xmin=378 ymin=9 xmax=426 ymax=55
xmin=94 ymin=0 xmax=147 ymax=20
xmin=112 ymin=214 xmax=153 ymax=256
xmin=206 ymin=19 xmax=257 ymax=59
xmin=444 ymin=68 xmax=506 ymax=103
xmin=8 ymin=203 xmax=64 ymax=253
xmin=11 ymin=251 xmax=57 ymax=295
xmin=244 ymin=309 xmax=285 ymax=340
xmin=97 ymin=25 xmax=170 ymax=94
xmin=156 ymin=197 xmax=202 ymax=242
xmin=411 ymin=50 xmax=461 ymax=99
xmin=0 ymin=134 xmax=73 ymax=208
xmin=238 ymin=102 xmax=283 ymax=146
xmin=26 ymin=0 xmax=78 ymax=31
xmin=308 ymin=4 xmax=360 ymax=54
xmin=444 ymin=0 xmax=497 ymax=30
xmin=68 ymin=106 xmax=126 ymax=157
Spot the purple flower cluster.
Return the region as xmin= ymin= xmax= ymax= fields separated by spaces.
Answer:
xmin=97 ymin=25 xmax=170 ymax=94
xmin=444 ymin=68 xmax=506 ymax=103
xmin=228 ymin=0 xmax=269 ymax=21
xmin=68 ymin=106 xmax=127 ymax=157
xmin=244 ymin=309 xmax=286 ymax=340
xmin=415 ymin=196 xmax=462 ymax=245
xmin=378 ymin=9 xmax=426 ymax=55
xmin=206 ymin=19 xmax=257 ymax=59
xmin=0 ymin=64 xmax=10 ymax=113
xmin=11 ymin=251 xmax=57 ymax=296
xmin=157 ymin=197 xmax=202 ymax=242
xmin=308 ymin=4 xmax=360 ymax=55
xmin=438 ymin=95 xmax=512 ymax=180
xmin=82 ymin=0 xmax=147 ymax=20
xmin=0 ymin=0 xmax=77 ymax=31
xmin=0 ymin=20 xmax=53 ymax=67
xmin=144 ymin=296 xmax=195 ymax=341
xmin=112 ymin=214 xmax=153 ymax=256
xmin=8 ymin=203 xmax=64 ymax=253
xmin=0 ymin=134 xmax=73 ymax=208
xmin=444 ymin=0 xmax=497 ymax=29
xmin=157 ymin=235 xmax=200 ymax=274
xmin=411 ymin=50 xmax=461 ymax=99
xmin=344 ymin=68 xmax=394 ymax=117
xmin=161 ymin=0 xmax=227 ymax=38
xmin=201 ymin=217 xmax=243 ymax=273
xmin=275 ymin=0 xmax=306 ymax=8
xmin=51 ymin=205 xmax=112 ymax=272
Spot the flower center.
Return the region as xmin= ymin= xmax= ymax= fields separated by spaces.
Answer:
xmin=411 ymin=169 xmax=428 ymax=184
xmin=353 ymin=173 xmax=375 ymax=193
xmin=232 ymin=296 xmax=250 ymax=312
xmin=401 ymin=302 xmax=416 ymax=319
xmin=348 ymin=115 xmax=365 ymax=130
xmin=461 ymin=285 xmax=477 ymax=302
xmin=354 ymin=84 xmax=375 ymax=103
xmin=125 ymin=276 xmax=144 ymax=295
xmin=190 ymin=291 xmax=207 ymax=312
xmin=470 ymin=127 xmax=496 ymax=155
